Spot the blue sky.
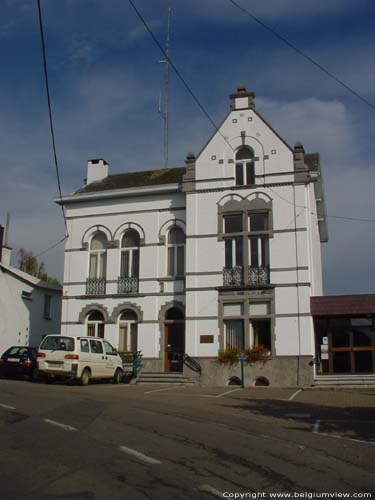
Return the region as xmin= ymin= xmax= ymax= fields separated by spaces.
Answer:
xmin=0 ymin=0 xmax=374 ymax=294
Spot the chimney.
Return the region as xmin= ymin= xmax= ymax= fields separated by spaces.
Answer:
xmin=229 ymin=85 xmax=255 ymax=111
xmin=0 ymin=214 xmax=12 ymax=266
xmin=86 ymin=159 xmax=109 ymax=185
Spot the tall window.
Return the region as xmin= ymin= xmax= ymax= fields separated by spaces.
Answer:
xmin=224 ymin=214 xmax=243 ymax=269
xmin=120 ymin=229 xmax=140 ymax=278
xmin=249 ymin=212 xmax=269 ymax=269
xmin=44 ymin=295 xmax=52 ymax=319
xmin=89 ymin=233 xmax=107 ymax=279
xmin=235 ymin=147 xmax=255 ymax=186
xmin=222 ymin=210 xmax=270 ymax=286
xmin=118 ymin=310 xmax=138 ymax=352
xmin=224 ymin=320 xmax=244 ymax=350
xmin=167 ymin=227 xmax=185 ymax=277
xmin=86 ymin=311 xmax=105 ymax=338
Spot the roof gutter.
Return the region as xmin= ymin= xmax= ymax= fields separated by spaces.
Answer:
xmin=55 ymin=183 xmax=181 ymax=206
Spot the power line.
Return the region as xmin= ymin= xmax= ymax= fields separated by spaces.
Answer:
xmin=132 ymin=0 xmax=375 ymax=222
xmin=36 ymin=0 xmax=69 ymax=237
xmin=127 ymin=0 xmax=234 ymax=152
xmin=34 ymin=235 xmax=68 ymax=259
xmin=227 ymin=0 xmax=375 ymax=111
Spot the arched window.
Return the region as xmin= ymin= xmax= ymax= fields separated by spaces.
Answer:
xmin=118 ymin=229 xmax=140 ymax=293
xmin=167 ymin=227 xmax=185 ymax=277
xmin=118 ymin=310 xmax=138 ymax=352
xmin=89 ymin=233 xmax=107 ymax=279
xmin=120 ymin=229 xmax=140 ymax=278
xmin=235 ymin=147 xmax=255 ymax=186
xmin=86 ymin=310 xmax=105 ymax=338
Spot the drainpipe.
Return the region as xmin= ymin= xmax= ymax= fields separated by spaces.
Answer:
xmin=293 ymin=186 xmax=302 ymax=387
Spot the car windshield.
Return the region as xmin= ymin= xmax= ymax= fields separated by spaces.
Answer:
xmin=3 ymin=347 xmax=28 ymax=357
xmin=40 ymin=336 xmax=74 ymax=351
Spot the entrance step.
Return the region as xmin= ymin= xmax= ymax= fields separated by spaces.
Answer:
xmin=137 ymin=372 xmax=195 ymax=385
xmin=314 ymin=374 xmax=375 ymax=387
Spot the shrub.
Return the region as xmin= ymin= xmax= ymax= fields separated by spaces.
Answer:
xmin=218 ymin=345 xmax=270 ymax=365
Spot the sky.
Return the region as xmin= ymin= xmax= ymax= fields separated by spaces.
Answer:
xmin=0 ymin=0 xmax=374 ymax=294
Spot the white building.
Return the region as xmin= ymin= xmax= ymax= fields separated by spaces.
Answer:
xmin=0 ymin=227 xmax=62 ymax=354
xmin=58 ymin=87 xmax=328 ymax=386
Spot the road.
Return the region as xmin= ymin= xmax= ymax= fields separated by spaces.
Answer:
xmin=0 ymin=379 xmax=374 ymax=500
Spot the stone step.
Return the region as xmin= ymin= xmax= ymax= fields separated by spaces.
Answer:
xmin=137 ymin=371 xmax=194 ymax=385
xmin=314 ymin=374 xmax=375 ymax=387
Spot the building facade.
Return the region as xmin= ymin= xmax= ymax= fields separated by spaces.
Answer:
xmin=0 ymin=228 xmax=62 ymax=354
xmin=58 ymin=87 xmax=328 ymax=386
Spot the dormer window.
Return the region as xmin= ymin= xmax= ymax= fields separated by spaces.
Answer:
xmin=235 ymin=147 xmax=255 ymax=186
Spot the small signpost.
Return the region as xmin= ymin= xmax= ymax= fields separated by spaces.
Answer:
xmin=237 ymin=353 xmax=247 ymax=388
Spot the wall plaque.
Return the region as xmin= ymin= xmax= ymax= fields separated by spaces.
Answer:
xmin=200 ymin=335 xmax=214 ymax=344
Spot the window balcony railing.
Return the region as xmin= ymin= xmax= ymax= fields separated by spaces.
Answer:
xmin=248 ymin=266 xmax=270 ymax=285
xmin=223 ymin=266 xmax=270 ymax=287
xmin=117 ymin=276 xmax=139 ymax=294
xmin=223 ymin=266 xmax=244 ymax=286
xmin=86 ymin=277 xmax=106 ymax=295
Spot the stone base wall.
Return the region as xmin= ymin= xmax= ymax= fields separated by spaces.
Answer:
xmin=186 ymin=356 xmax=314 ymax=387
xmin=140 ymin=355 xmax=314 ymax=387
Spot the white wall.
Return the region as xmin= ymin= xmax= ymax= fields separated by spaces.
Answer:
xmin=0 ymin=267 xmax=62 ymax=354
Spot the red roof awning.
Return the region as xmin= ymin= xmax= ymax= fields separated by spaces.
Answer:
xmin=311 ymin=294 xmax=375 ymax=316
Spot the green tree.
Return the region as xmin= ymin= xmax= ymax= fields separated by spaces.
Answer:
xmin=17 ymin=248 xmax=60 ymax=285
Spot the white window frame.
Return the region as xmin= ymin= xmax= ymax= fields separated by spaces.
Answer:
xmin=86 ymin=313 xmax=105 ymax=338
xmin=120 ymin=230 xmax=140 ymax=278
xmin=118 ymin=314 xmax=138 ymax=352
xmin=88 ymin=233 xmax=107 ymax=279
xmin=166 ymin=227 xmax=185 ymax=277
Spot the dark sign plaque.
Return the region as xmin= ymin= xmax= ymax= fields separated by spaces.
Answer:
xmin=200 ymin=335 xmax=214 ymax=344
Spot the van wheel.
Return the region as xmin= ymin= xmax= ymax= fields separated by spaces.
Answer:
xmin=80 ymin=368 xmax=91 ymax=386
xmin=112 ymin=368 xmax=123 ymax=384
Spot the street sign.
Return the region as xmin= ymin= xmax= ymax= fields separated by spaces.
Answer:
xmin=237 ymin=354 xmax=247 ymax=361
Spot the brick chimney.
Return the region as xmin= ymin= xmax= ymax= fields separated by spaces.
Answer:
xmin=229 ymin=85 xmax=255 ymax=111
xmin=0 ymin=215 xmax=12 ymax=266
xmin=86 ymin=159 xmax=109 ymax=185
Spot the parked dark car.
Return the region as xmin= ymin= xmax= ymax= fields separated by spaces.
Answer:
xmin=0 ymin=346 xmax=38 ymax=380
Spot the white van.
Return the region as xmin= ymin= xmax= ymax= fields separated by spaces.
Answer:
xmin=37 ymin=335 xmax=124 ymax=385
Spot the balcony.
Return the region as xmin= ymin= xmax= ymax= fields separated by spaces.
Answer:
xmin=248 ymin=266 xmax=270 ymax=285
xmin=86 ymin=277 xmax=106 ymax=295
xmin=223 ymin=266 xmax=244 ymax=286
xmin=118 ymin=276 xmax=139 ymax=294
xmin=222 ymin=266 xmax=270 ymax=287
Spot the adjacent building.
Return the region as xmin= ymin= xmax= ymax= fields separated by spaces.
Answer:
xmin=0 ymin=225 xmax=62 ymax=354
xmin=57 ymin=87 xmax=328 ymax=386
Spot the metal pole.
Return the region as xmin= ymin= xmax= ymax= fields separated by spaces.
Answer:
xmin=240 ymin=359 xmax=245 ymax=388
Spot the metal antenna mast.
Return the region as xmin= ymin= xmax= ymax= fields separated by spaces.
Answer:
xmin=158 ymin=7 xmax=171 ymax=168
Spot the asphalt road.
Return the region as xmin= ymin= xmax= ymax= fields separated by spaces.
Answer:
xmin=0 ymin=379 xmax=374 ymax=500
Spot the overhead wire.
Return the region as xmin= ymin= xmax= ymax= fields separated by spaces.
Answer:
xmin=36 ymin=0 xmax=69 ymax=238
xmin=127 ymin=1 xmax=375 ymax=225
xmin=34 ymin=235 xmax=68 ymax=259
xmin=227 ymin=0 xmax=375 ymax=111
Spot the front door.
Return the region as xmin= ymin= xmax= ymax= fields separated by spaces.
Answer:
xmin=164 ymin=323 xmax=185 ymax=373
xmin=315 ymin=317 xmax=375 ymax=374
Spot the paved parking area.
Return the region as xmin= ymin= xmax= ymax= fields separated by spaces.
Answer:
xmin=0 ymin=379 xmax=374 ymax=499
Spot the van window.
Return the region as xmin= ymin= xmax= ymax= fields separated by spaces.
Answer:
xmin=89 ymin=340 xmax=103 ymax=354
xmin=40 ymin=336 xmax=74 ymax=351
xmin=103 ymin=341 xmax=116 ymax=355
xmin=80 ymin=339 xmax=90 ymax=352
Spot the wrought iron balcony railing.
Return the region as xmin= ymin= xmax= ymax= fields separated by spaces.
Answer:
xmin=86 ymin=277 xmax=106 ymax=295
xmin=223 ymin=266 xmax=244 ymax=286
xmin=223 ymin=266 xmax=270 ymax=286
xmin=117 ymin=276 xmax=139 ymax=294
xmin=248 ymin=266 xmax=270 ymax=285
